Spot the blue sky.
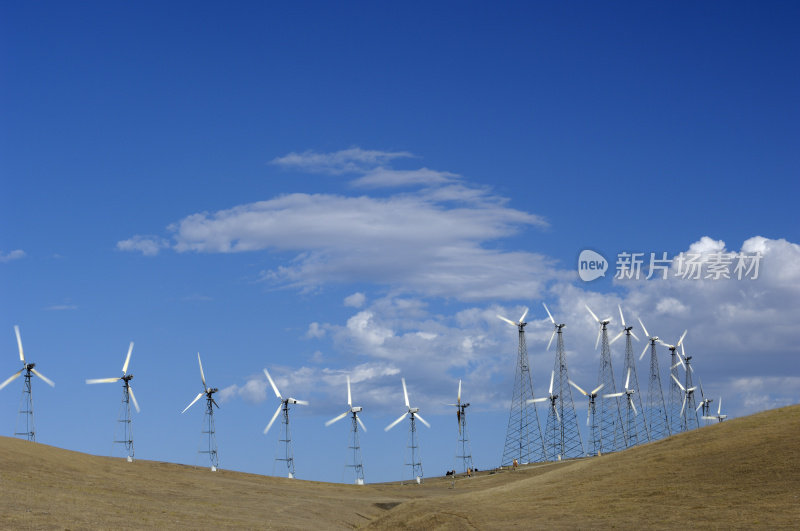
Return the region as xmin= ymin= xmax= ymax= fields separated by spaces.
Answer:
xmin=1 ymin=2 xmax=799 ymax=483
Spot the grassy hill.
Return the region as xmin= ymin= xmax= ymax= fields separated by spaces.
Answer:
xmin=1 ymin=405 xmax=798 ymax=529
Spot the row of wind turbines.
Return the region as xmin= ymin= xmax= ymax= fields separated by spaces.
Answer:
xmin=2 ymin=303 xmax=727 ymax=485
xmin=495 ymin=302 xmax=727 ymax=469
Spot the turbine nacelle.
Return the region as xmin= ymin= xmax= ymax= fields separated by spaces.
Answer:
xmin=351 ymin=406 xmax=363 ymax=413
xmin=409 ymin=407 xmax=420 ymax=414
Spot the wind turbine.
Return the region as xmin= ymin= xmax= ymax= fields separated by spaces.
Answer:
xmin=609 ymin=305 xmax=648 ymax=446
xmin=661 ymin=330 xmax=687 ymax=434
xmin=263 ymin=367 xmax=308 ymax=479
xmin=676 ymin=347 xmax=700 ymax=431
xmin=181 ymin=353 xmax=219 ymax=471
xmin=702 ymin=397 xmax=727 ymax=423
xmin=603 ymin=368 xmax=640 ymax=447
xmin=385 ymin=377 xmax=430 ymax=484
xmin=448 ymin=379 xmax=474 ymax=475
xmin=86 ymin=341 xmax=140 ymax=461
xmin=542 ymin=303 xmax=583 ymax=460
xmin=670 ymin=373 xmax=698 ymax=431
xmin=585 ymin=304 xmax=625 ymax=452
xmin=697 ymin=380 xmax=714 ymax=425
xmin=638 ymin=317 xmax=671 ymax=440
xmin=497 ymin=307 xmax=546 ymax=466
xmin=325 ymin=375 xmax=366 ymax=484
xmin=0 ymin=326 xmax=55 ymax=442
xmin=568 ymin=380 xmax=604 ymax=456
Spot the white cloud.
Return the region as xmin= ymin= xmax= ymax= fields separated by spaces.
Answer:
xmin=0 ymin=249 xmax=25 ymax=263
xmin=271 ymin=147 xmax=413 ymax=175
xmin=351 ymin=167 xmax=459 ymax=188
xmin=343 ymin=292 xmax=366 ymax=308
xmin=306 ymin=322 xmax=326 ymax=339
xmin=116 ymin=235 xmax=169 ymax=256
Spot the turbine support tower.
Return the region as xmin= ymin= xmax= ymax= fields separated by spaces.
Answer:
xmin=348 ymin=412 xmax=366 ymax=485
xmin=200 ymin=393 xmax=219 ymax=471
xmin=450 ymin=380 xmax=474 ymax=475
xmin=639 ymin=319 xmax=671 ymax=441
xmin=277 ymin=402 xmax=295 ymax=478
xmin=385 ymin=378 xmax=430 ymax=485
xmin=586 ymin=305 xmax=626 ymax=453
xmin=497 ymin=309 xmax=546 ymax=466
xmin=15 ymin=369 xmax=35 ymax=441
xmin=541 ymin=303 xmax=583 ymax=460
xmin=610 ymin=306 xmax=649 ymax=446
xmin=114 ymin=380 xmax=135 ymax=461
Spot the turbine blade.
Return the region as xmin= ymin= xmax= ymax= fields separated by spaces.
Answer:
xmin=385 ymin=412 xmax=407 ymax=431
xmin=519 ymin=307 xmax=529 ymax=324
xmin=677 ymin=329 xmax=687 ymax=347
xmin=14 ymin=325 xmax=24 ymax=363
xmin=31 ymin=368 xmax=55 ymax=387
xmin=696 ymin=402 xmax=704 ymax=412
xmin=585 ymin=304 xmax=600 ymax=323
xmin=347 ymin=375 xmax=352 ymax=407
xmin=128 ymin=385 xmax=141 ymax=413
xmin=528 ymin=397 xmax=548 ymax=403
xmin=181 ymin=392 xmax=204 ymax=414
xmin=415 ymin=414 xmax=431 ymax=428
xmin=702 ymin=416 xmax=716 ymax=421
xmin=325 ymin=411 xmax=349 ymax=427
xmin=591 ymin=383 xmax=605 ymax=395
xmin=640 ymin=343 xmax=650 ymax=361
xmin=496 ymin=314 xmax=517 ymax=327
xmin=402 ymin=378 xmax=409 ymax=408
xmin=263 ymin=368 xmax=282 ymax=400
xmin=657 ymin=339 xmax=671 ymax=348
xmin=549 ymin=370 xmax=554 ymax=395
xmin=86 ymin=377 xmax=121 ymax=384
xmin=595 ymin=328 xmax=602 ymax=350
xmin=356 ymin=414 xmax=367 ymax=432
xmin=122 ymin=342 xmax=134 ymax=374
xmin=625 ymin=368 xmax=631 ymax=390
xmin=618 ymin=304 xmax=626 ymax=327
xmin=610 ymin=331 xmax=624 ymax=345
xmin=554 ymin=404 xmax=561 ymax=423
xmin=604 ymin=392 xmax=624 ymax=398
xmin=457 ymin=379 xmax=462 ymax=403
xmin=543 ymin=302 xmax=555 ymax=324
xmin=631 ymin=400 xmax=638 ymax=416
xmin=680 ymin=397 xmax=686 ymax=417
xmin=546 ymin=330 xmax=556 ymax=351
xmin=264 ymin=403 xmax=283 ymax=434
xmin=587 ymin=407 xmax=591 ymax=426
xmin=0 ymin=369 xmax=23 ymax=391
xmin=568 ymin=379 xmax=588 ymax=396
xmin=197 ymin=352 xmax=206 ymax=391
xmin=671 ymin=373 xmax=686 ymax=391
xmin=718 ymin=397 xmax=722 ymax=415
xmin=293 ymin=399 xmax=309 ymax=406
xmin=630 ymin=331 xmax=640 ymax=342
xmin=637 ymin=317 xmax=649 ymax=339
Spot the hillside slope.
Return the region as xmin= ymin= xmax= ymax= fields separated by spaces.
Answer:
xmin=368 ymin=404 xmax=800 ymax=529
xmin=0 ymin=405 xmax=797 ymax=529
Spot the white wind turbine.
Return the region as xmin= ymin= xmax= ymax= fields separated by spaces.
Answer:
xmin=263 ymin=368 xmax=308 ymax=479
xmin=0 ymin=326 xmax=55 ymax=442
xmin=671 ymin=373 xmax=698 ymax=426
xmin=181 ymin=353 xmax=220 ymax=471
xmin=604 ymin=368 xmax=641 ymax=446
xmin=529 ymin=370 xmax=559 ymax=423
xmin=86 ymin=341 xmax=140 ymax=461
xmin=385 ymin=377 xmax=430 ymax=484
xmin=568 ymin=379 xmax=604 ymax=456
xmin=325 ymin=375 xmax=366 ymax=484
xmin=702 ymin=397 xmax=727 ymax=423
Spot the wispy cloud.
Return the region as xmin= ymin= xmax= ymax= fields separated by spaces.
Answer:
xmin=0 ymin=249 xmax=26 ymax=263
xmin=45 ymin=304 xmax=78 ymax=311
xmin=351 ymin=167 xmax=459 ymax=188
xmin=271 ymin=147 xmax=413 ymax=175
xmin=116 ymin=235 xmax=169 ymax=256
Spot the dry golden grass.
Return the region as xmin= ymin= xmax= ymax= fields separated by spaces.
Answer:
xmin=0 ymin=404 xmax=798 ymax=529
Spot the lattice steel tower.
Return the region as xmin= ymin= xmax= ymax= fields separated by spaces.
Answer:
xmin=181 ymin=353 xmax=220 ymax=471
xmin=586 ymin=305 xmax=626 ymax=453
xmin=665 ymin=331 xmax=687 ymax=434
xmin=497 ymin=309 xmax=545 ymax=466
xmin=638 ymin=318 xmax=671 ymax=441
xmin=541 ymin=303 xmax=583 ymax=460
xmin=325 ymin=375 xmax=367 ymax=484
xmin=681 ymin=354 xmax=700 ymax=431
xmin=0 ymin=326 xmax=55 ymax=442
xmin=263 ymin=368 xmax=308 ymax=479
xmin=609 ymin=306 xmax=649 ymax=445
